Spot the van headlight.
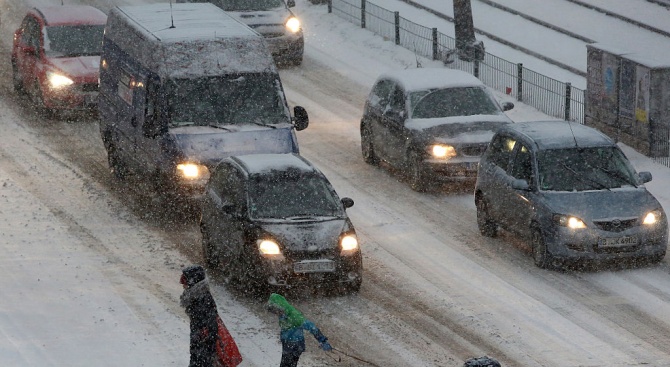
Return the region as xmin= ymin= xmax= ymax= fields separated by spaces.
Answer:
xmin=553 ymin=214 xmax=586 ymax=229
xmin=643 ymin=210 xmax=663 ymax=225
xmin=258 ymin=239 xmax=284 ymax=259
xmin=176 ymin=163 xmax=209 ymax=181
xmin=285 ymin=17 xmax=301 ymax=33
xmin=431 ymin=144 xmax=456 ymax=159
xmin=47 ymin=71 xmax=74 ymax=89
xmin=340 ymin=234 xmax=359 ymax=255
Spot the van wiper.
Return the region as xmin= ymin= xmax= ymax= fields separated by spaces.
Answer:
xmin=560 ymin=162 xmax=610 ymax=191
xmin=207 ymin=124 xmax=233 ymax=131
xmin=593 ymin=165 xmax=638 ymax=188
xmin=247 ymin=120 xmax=276 ymax=129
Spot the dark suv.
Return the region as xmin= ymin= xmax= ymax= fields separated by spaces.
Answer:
xmin=474 ymin=121 xmax=667 ymax=269
xmin=200 ymin=153 xmax=362 ymax=292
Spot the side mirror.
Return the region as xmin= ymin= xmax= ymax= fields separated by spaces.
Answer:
xmin=510 ymin=178 xmax=530 ymax=191
xmin=341 ymin=197 xmax=354 ymax=209
xmin=502 ymin=102 xmax=514 ymax=111
xmin=286 ymin=0 xmax=296 ymax=7
xmin=293 ymin=106 xmax=309 ymax=131
xmin=22 ymin=45 xmax=37 ymax=56
xmin=638 ymin=171 xmax=652 ymax=184
xmin=383 ymin=109 xmax=404 ymax=122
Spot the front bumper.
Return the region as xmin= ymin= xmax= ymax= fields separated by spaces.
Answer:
xmin=42 ymin=83 xmax=99 ymax=110
xmin=545 ymin=224 xmax=668 ymax=262
xmin=262 ymin=32 xmax=304 ymax=61
xmin=257 ymin=250 xmax=363 ymax=288
xmin=422 ymin=157 xmax=480 ymax=181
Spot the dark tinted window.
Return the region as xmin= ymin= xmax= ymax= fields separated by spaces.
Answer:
xmin=509 ymin=143 xmax=533 ymax=181
xmin=486 ymin=134 xmax=516 ymax=171
xmin=248 ymin=172 xmax=343 ymax=219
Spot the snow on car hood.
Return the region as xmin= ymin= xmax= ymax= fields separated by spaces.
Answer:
xmin=542 ymin=188 xmax=662 ymax=220
xmin=410 ymin=115 xmax=512 ymax=143
xmin=49 ymin=56 xmax=100 ymax=79
xmin=259 ymin=218 xmax=348 ymax=252
xmin=169 ymin=125 xmax=295 ymax=166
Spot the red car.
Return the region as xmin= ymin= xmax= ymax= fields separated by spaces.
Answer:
xmin=11 ymin=5 xmax=107 ymax=116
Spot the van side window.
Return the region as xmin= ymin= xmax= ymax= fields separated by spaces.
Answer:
xmin=487 ymin=135 xmax=516 ymax=172
xmin=220 ymin=169 xmax=245 ymax=211
xmin=388 ymin=86 xmax=405 ymax=114
xmin=117 ymin=69 xmax=134 ymax=105
xmin=369 ymin=80 xmax=393 ymax=109
xmin=510 ymin=143 xmax=533 ymax=182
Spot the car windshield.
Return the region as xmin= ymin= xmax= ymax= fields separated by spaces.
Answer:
xmin=538 ymin=146 xmax=639 ymax=191
xmin=249 ymin=172 xmax=343 ymax=219
xmin=213 ymin=0 xmax=284 ymax=11
xmin=410 ymin=87 xmax=501 ymax=119
xmin=43 ymin=25 xmax=104 ymax=57
xmin=167 ymin=74 xmax=288 ymax=127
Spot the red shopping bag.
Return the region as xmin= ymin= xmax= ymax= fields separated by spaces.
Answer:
xmin=214 ymin=315 xmax=243 ymax=367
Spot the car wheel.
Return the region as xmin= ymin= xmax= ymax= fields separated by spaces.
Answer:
xmin=476 ymin=196 xmax=498 ymax=237
xmin=12 ymin=61 xmax=24 ymax=93
xmin=201 ymin=225 xmax=220 ymax=269
xmin=531 ymin=227 xmax=553 ymax=269
xmin=408 ymin=152 xmax=428 ymax=192
xmin=361 ymin=125 xmax=379 ymax=165
xmin=107 ymin=144 xmax=129 ymax=180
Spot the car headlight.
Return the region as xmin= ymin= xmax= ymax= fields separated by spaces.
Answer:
xmin=554 ymin=214 xmax=586 ymax=229
xmin=431 ymin=144 xmax=456 ymax=159
xmin=176 ymin=163 xmax=209 ymax=180
xmin=340 ymin=234 xmax=359 ymax=254
xmin=285 ymin=17 xmax=301 ymax=33
xmin=643 ymin=210 xmax=663 ymax=225
xmin=47 ymin=71 xmax=74 ymax=89
xmin=258 ymin=239 xmax=284 ymax=259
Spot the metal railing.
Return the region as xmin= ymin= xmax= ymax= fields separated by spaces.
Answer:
xmin=328 ymin=0 xmax=585 ymax=124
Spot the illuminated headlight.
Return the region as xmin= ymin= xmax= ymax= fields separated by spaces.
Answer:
xmin=46 ymin=71 xmax=73 ymax=89
xmin=285 ymin=17 xmax=301 ymax=33
xmin=176 ymin=163 xmax=209 ymax=180
xmin=340 ymin=234 xmax=359 ymax=254
xmin=431 ymin=144 xmax=456 ymax=159
xmin=258 ymin=239 xmax=284 ymax=259
xmin=554 ymin=214 xmax=586 ymax=229
xmin=643 ymin=210 xmax=663 ymax=225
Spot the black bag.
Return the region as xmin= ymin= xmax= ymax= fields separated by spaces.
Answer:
xmin=463 ymin=356 xmax=501 ymax=367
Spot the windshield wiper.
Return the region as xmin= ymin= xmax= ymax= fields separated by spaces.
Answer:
xmin=560 ymin=162 xmax=610 ymax=191
xmin=592 ymin=165 xmax=638 ymax=188
xmin=247 ymin=120 xmax=276 ymax=129
xmin=207 ymin=124 xmax=233 ymax=131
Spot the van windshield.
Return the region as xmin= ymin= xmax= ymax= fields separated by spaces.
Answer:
xmin=213 ymin=0 xmax=284 ymax=11
xmin=410 ymin=87 xmax=501 ymax=119
xmin=538 ymin=147 xmax=639 ymax=191
xmin=248 ymin=173 xmax=343 ymax=219
xmin=168 ymin=74 xmax=288 ymax=127
xmin=44 ymin=25 xmax=105 ymax=57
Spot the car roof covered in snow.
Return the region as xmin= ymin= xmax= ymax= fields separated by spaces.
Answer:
xmin=231 ymin=154 xmax=318 ymax=176
xmin=500 ymin=121 xmax=615 ymax=150
xmin=33 ymin=5 xmax=107 ymax=26
xmin=377 ymin=68 xmax=485 ymax=91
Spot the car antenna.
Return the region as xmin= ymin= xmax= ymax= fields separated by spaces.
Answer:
xmin=567 ymin=121 xmax=579 ymax=148
xmin=414 ymin=45 xmax=422 ymax=68
xmin=169 ymin=0 xmax=176 ymax=29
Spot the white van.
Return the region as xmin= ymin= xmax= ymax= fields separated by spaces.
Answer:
xmin=98 ymin=3 xmax=308 ymax=199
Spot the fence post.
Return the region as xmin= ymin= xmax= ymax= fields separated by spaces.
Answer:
xmin=328 ymin=0 xmax=332 ymax=13
xmin=361 ymin=0 xmax=366 ymax=29
xmin=432 ymin=28 xmax=438 ymax=60
xmin=516 ymin=63 xmax=523 ymax=102
xmin=564 ymin=82 xmax=572 ymax=121
xmin=394 ymin=12 xmax=400 ymax=45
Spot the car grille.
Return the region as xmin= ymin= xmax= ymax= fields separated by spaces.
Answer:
xmin=81 ymin=83 xmax=98 ymax=92
xmin=593 ymin=218 xmax=638 ymax=233
xmin=459 ymin=144 xmax=488 ymax=157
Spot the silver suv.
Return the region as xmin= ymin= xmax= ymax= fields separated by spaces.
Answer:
xmin=474 ymin=121 xmax=668 ymax=269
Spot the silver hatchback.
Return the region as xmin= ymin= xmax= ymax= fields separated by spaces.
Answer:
xmin=474 ymin=121 xmax=668 ymax=269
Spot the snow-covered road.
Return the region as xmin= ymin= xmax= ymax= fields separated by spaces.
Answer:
xmin=2 ymin=0 xmax=670 ymax=366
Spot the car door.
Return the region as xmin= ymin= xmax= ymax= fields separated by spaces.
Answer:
xmin=381 ymin=85 xmax=409 ymax=164
xmin=15 ymin=16 xmax=42 ymax=88
xmin=497 ymin=141 xmax=536 ymax=236
xmin=364 ymin=79 xmax=394 ymax=159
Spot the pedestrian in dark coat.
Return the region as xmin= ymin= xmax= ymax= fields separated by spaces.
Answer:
xmin=180 ymin=265 xmax=219 ymax=367
xmin=267 ymin=293 xmax=332 ymax=367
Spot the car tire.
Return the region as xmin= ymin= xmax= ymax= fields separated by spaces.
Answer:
xmin=361 ymin=124 xmax=379 ymax=165
xmin=531 ymin=227 xmax=553 ymax=269
xmin=201 ymin=225 xmax=220 ymax=269
xmin=476 ymin=196 xmax=498 ymax=237
xmin=408 ymin=152 xmax=428 ymax=192
xmin=107 ymin=144 xmax=129 ymax=180
xmin=12 ymin=61 xmax=24 ymax=93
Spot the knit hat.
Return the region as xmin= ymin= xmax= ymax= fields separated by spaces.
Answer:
xmin=181 ymin=265 xmax=206 ymax=287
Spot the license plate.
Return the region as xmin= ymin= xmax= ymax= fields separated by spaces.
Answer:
xmin=598 ymin=236 xmax=639 ymax=247
xmin=294 ymin=260 xmax=335 ymax=273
